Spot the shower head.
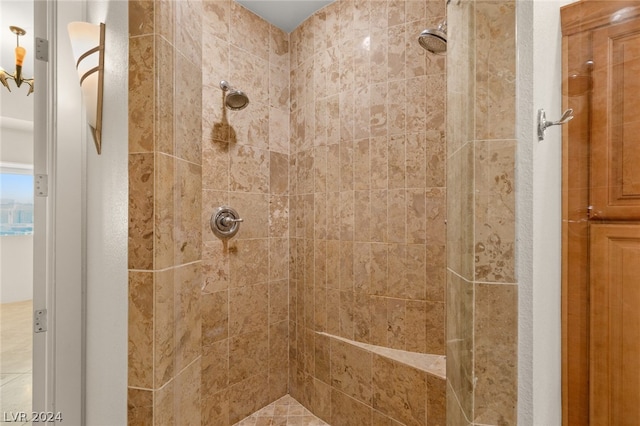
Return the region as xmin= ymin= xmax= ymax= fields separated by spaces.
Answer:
xmin=419 ymin=22 xmax=447 ymax=55
xmin=220 ymin=80 xmax=249 ymax=110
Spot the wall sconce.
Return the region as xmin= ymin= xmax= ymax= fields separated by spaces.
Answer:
xmin=0 ymin=26 xmax=35 ymax=95
xmin=67 ymin=22 xmax=105 ymax=155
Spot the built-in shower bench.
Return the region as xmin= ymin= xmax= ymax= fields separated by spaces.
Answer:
xmin=313 ymin=332 xmax=446 ymax=425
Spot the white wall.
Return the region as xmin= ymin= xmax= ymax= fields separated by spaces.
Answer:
xmin=517 ymin=0 xmax=574 ymax=424
xmin=0 ymin=235 xmax=33 ymax=302
xmin=83 ymin=1 xmax=129 ymax=424
xmin=1 ymin=124 xmax=33 ymax=164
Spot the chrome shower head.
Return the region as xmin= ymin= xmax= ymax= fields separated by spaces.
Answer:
xmin=418 ymin=23 xmax=447 ymax=55
xmin=220 ymin=80 xmax=249 ymax=110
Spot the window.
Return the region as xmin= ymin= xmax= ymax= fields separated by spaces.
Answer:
xmin=0 ymin=164 xmax=34 ymax=236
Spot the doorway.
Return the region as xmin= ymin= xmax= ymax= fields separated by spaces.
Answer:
xmin=0 ymin=0 xmax=35 ymax=418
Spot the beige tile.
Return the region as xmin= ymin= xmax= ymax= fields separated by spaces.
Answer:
xmin=151 ymin=383 xmax=174 ymax=426
xmin=446 ymin=142 xmax=474 ymax=281
xmin=426 ymin=301 xmax=445 ymax=355
xmin=129 ymin=0 xmax=154 ymax=37
xmin=128 ymin=387 xmax=153 ymax=426
xmin=446 ymin=384 xmax=471 ymax=426
xmin=370 ymin=190 xmax=388 ymax=243
xmin=128 ymin=272 xmax=153 ymax=389
xmin=0 ymin=373 xmax=31 ymax=416
xmin=445 ymin=272 xmax=473 ymax=421
xmin=405 ymin=300 xmax=427 ymax=353
xmin=202 ymin=389 xmax=230 ymax=426
xmin=175 ymin=159 xmax=202 ymax=265
xmin=406 ymin=77 xmax=428 ymax=135
xmin=229 ymin=145 xmax=270 ymax=193
xmin=330 ymin=339 xmax=372 ymax=405
xmin=154 ymin=153 xmax=175 ymax=270
xmin=330 ymin=388 xmax=372 ymax=426
xmin=407 ymin=189 xmax=427 ymax=245
xmin=175 ymin=263 xmax=202 ymax=371
xmin=269 ymin=25 xmax=289 ymax=78
xmin=425 ymin=130 xmax=445 ymax=188
xmin=406 ymin=132 xmax=427 ymax=188
xmin=388 ymin=190 xmax=406 ymax=244
xmin=229 ymin=283 xmax=268 ymax=336
xmin=129 ymin=35 xmax=154 ymax=153
xmin=269 ymin=279 xmax=288 ymax=324
xmin=202 ymin=0 xmax=230 ymax=43
xmin=474 ymin=0 xmax=516 ymax=140
xmin=426 ymin=244 xmax=446 ymax=302
xmin=370 ymin=82 xmax=388 ymax=137
xmin=201 ymin=339 xmax=229 ymax=394
xmin=228 ymin=239 xmax=269 ymax=287
xmin=174 ymin=358 xmax=202 ymax=424
xmin=229 ymin=373 xmax=270 ymax=424
xmin=155 ymin=36 xmax=174 ymax=156
xmin=386 ymin=297 xmax=406 ymax=350
xmin=269 ymin=321 xmax=288 ymax=371
xmin=388 ymin=134 xmax=406 ymax=189
xmin=128 ymin=153 xmax=154 ymax=270
xmin=474 ymin=139 xmax=516 ymax=283
xmin=229 ymin=330 xmax=269 ymax=385
xmin=269 ymin=107 xmax=290 ymax=154
xmin=201 ymin=290 xmax=228 ymax=345
xmin=373 ymin=355 xmax=426 ymax=426
xmin=154 ymin=0 xmax=174 ymax=44
xmin=155 ymin=268 xmax=175 ymax=388
xmin=312 ymin=379 xmax=332 ymax=423
xmin=202 ymin=140 xmax=229 ymax=192
xmin=269 ymin=196 xmax=289 ymax=239
xmin=314 ymin=284 xmax=328 ymax=332
xmin=373 ymin=409 xmax=404 ymax=426
xmin=427 ymin=375 xmax=446 ymax=426
xmin=474 ymin=283 xmax=517 ymax=425
xmin=202 ymin=240 xmax=230 ymax=293
xmin=175 ymin=0 xmax=202 ymax=67
xmin=175 ymin=45 xmax=203 ymax=162
xmin=231 ymin=101 xmax=270 ymax=150
xmin=270 ymin=152 xmax=289 ymax=195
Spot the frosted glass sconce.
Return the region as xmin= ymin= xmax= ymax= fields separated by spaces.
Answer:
xmin=67 ymin=22 xmax=105 ymax=154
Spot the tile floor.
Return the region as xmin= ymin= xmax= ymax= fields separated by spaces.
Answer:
xmin=233 ymin=395 xmax=329 ymax=426
xmin=0 ymin=300 xmax=32 ymax=425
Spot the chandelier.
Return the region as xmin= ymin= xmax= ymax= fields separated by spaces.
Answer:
xmin=0 ymin=26 xmax=34 ymax=95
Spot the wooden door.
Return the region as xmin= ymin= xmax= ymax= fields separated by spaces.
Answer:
xmin=590 ymin=224 xmax=640 ymax=425
xmin=562 ymin=3 xmax=640 ymax=425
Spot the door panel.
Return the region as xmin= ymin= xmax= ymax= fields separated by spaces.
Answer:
xmin=563 ymin=3 xmax=640 ymax=424
xmin=591 ymin=19 xmax=640 ymax=219
xmin=590 ymin=224 xmax=640 ymax=426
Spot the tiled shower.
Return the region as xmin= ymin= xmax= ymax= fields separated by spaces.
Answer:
xmin=127 ymin=0 xmax=517 ymax=425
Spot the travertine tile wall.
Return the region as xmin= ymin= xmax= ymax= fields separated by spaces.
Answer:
xmin=446 ymin=0 xmax=518 ymax=425
xmin=127 ymin=0 xmax=290 ymax=424
xmin=128 ymin=0 xmax=204 ymax=424
xmin=287 ymin=0 xmax=448 ymax=424
xmin=198 ymin=1 xmax=291 ymax=424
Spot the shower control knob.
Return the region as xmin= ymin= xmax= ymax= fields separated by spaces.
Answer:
xmin=221 ymin=216 xmax=244 ymax=226
xmin=211 ymin=206 xmax=243 ymax=239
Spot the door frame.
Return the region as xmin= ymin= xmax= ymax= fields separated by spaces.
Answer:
xmin=33 ymin=0 xmax=85 ymax=422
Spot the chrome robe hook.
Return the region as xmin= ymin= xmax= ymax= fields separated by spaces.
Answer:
xmin=538 ymin=108 xmax=574 ymax=141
